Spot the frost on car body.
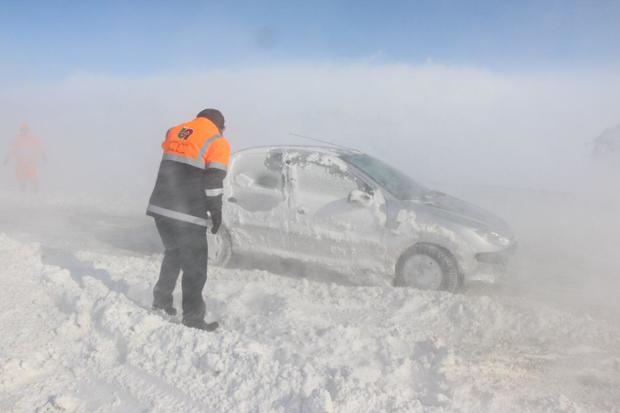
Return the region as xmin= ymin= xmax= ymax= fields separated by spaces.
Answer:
xmin=213 ymin=145 xmax=516 ymax=291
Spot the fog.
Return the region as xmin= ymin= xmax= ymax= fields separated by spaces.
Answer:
xmin=3 ymin=63 xmax=619 ymax=194
xmin=2 ymin=54 xmax=620 ymax=410
xmin=2 ymin=62 xmax=620 ymax=319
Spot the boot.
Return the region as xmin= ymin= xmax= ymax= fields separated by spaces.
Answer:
xmin=183 ymin=319 xmax=219 ymax=332
xmin=152 ymin=303 xmax=178 ymax=316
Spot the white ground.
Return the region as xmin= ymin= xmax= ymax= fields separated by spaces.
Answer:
xmin=0 ymin=190 xmax=619 ymax=413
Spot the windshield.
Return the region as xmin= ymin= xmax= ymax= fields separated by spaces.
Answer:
xmin=341 ymin=153 xmax=429 ymax=200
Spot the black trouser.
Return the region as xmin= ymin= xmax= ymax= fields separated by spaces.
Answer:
xmin=153 ymin=216 xmax=208 ymax=323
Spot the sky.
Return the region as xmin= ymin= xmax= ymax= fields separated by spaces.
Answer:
xmin=1 ymin=0 xmax=620 ymax=84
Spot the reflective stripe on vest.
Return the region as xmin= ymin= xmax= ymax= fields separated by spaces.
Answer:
xmin=206 ymin=161 xmax=227 ymax=171
xmin=198 ymin=134 xmax=223 ymax=159
xmin=205 ymin=188 xmax=224 ymax=197
xmin=162 ymin=134 xmax=223 ymax=170
xmin=161 ymin=153 xmax=205 ymax=169
xmin=147 ymin=204 xmax=208 ymax=226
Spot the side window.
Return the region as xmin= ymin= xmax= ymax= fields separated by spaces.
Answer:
xmin=230 ymin=150 xmax=284 ymax=212
xmin=292 ymin=153 xmax=366 ymax=214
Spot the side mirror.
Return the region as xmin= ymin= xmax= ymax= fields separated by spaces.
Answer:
xmin=348 ymin=189 xmax=373 ymax=207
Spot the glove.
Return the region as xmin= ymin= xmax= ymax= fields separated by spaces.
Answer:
xmin=209 ymin=208 xmax=222 ymax=234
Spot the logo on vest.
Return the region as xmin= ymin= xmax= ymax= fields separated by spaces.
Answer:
xmin=177 ymin=128 xmax=194 ymax=140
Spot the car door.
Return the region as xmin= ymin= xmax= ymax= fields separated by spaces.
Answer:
xmin=225 ymin=148 xmax=291 ymax=255
xmin=286 ymin=150 xmax=389 ymax=274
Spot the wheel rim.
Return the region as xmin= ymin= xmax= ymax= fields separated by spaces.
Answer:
xmin=401 ymin=254 xmax=443 ymax=290
xmin=207 ymin=231 xmax=226 ymax=265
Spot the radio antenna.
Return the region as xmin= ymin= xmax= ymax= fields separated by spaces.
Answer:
xmin=288 ymin=132 xmax=356 ymax=151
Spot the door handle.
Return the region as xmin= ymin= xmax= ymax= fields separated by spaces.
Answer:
xmin=227 ymin=197 xmax=238 ymax=203
xmin=297 ymin=208 xmax=306 ymax=215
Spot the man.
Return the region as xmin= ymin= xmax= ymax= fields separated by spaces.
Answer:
xmin=3 ymin=123 xmax=44 ymax=192
xmin=146 ymin=109 xmax=230 ymax=331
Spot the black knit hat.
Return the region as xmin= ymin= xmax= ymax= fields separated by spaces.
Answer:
xmin=197 ymin=108 xmax=225 ymax=131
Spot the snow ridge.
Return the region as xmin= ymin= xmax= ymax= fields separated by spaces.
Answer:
xmin=1 ymin=234 xmax=619 ymax=412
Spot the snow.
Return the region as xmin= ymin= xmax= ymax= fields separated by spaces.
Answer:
xmin=1 ymin=189 xmax=620 ymax=412
xmin=0 ymin=182 xmax=620 ymax=412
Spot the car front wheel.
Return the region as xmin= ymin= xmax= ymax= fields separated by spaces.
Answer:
xmin=394 ymin=243 xmax=461 ymax=292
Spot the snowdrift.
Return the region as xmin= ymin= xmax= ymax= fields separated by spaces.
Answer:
xmin=1 ymin=233 xmax=619 ymax=412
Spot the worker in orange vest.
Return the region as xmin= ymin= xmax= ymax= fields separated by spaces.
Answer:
xmin=3 ymin=123 xmax=44 ymax=192
xmin=147 ymin=109 xmax=230 ymax=331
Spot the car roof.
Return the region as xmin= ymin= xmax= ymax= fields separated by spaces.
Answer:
xmin=233 ymin=144 xmax=363 ymax=157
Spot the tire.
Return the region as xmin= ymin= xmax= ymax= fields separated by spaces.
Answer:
xmin=206 ymin=225 xmax=232 ymax=267
xmin=394 ymin=243 xmax=461 ymax=292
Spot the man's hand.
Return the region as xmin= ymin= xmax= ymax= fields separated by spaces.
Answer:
xmin=209 ymin=208 xmax=222 ymax=234
xmin=204 ymin=168 xmax=227 ymax=235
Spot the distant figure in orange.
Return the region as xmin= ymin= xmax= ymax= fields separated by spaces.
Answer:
xmin=3 ymin=123 xmax=45 ymax=191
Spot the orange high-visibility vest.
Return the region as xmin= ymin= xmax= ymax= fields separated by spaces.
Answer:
xmin=161 ymin=117 xmax=229 ymax=171
xmin=147 ymin=117 xmax=230 ymax=226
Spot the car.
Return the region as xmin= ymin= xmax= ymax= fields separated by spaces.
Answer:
xmin=207 ymin=145 xmax=516 ymax=292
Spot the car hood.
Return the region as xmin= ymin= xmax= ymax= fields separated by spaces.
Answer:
xmin=403 ymin=194 xmax=513 ymax=236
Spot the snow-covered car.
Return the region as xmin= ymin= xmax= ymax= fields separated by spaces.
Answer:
xmin=207 ymin=145 xmax=516 ymax=291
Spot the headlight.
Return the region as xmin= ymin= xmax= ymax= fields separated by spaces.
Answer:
xmin=476 ymin=229 xmax=511 ymax=247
